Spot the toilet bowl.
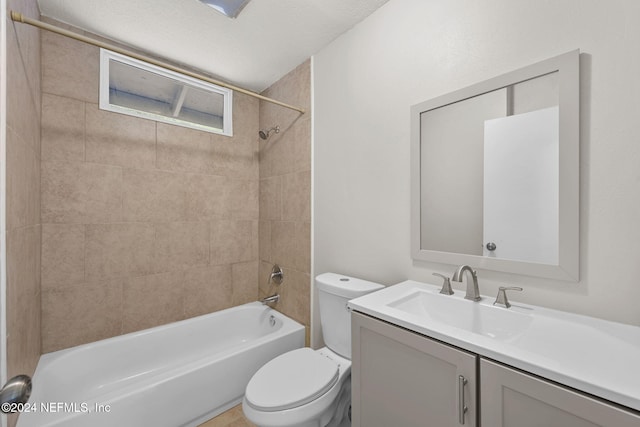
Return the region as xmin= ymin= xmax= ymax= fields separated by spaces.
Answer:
xmin=242 ymin=273 xmax=384 ymax=427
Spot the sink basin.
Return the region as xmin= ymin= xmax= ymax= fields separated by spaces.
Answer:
xmin=387 ymin=290 xmax=532 ymax=341
xmin=348 ymin=279 xmax=640 ymax=412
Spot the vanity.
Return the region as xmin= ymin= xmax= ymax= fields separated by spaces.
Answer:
xmin=348 ymin=280 xmax=640 ymax=427
xmin=352 ymin=47 xmax=640 ymax=425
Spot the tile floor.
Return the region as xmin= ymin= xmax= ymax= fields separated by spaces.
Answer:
xmin=198 ymin=404 xmax=256 ymax=427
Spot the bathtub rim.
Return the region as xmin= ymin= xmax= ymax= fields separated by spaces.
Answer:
xmin=40 ymin=301 xmax=303 ymax=361
xmin=19 ymin=302 xmax=305 ymax=427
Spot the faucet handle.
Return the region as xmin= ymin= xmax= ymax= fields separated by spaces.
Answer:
xmin=493 ymin=286 xmax=523 ymax=308
xmin=433 ymin=273 xmax=454 ymax=295
xmin=269 ymin=264 xmax=284 ymax=285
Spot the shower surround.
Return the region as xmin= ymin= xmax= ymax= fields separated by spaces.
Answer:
xmin=39 ymin=23 xmax=261 ymax=352
xmin=258 ymin=60 xmax=312 ymax=341
xmin=38 ymin=21 xmax=312 ymax=353
xmin=5 ymin=0 xmax=42 ymax=399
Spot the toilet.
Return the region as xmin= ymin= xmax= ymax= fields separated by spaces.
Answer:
xmin=242 ymin=272 xmax=384 ymax=427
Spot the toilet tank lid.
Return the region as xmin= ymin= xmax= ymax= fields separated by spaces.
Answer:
xmin=315 ymin=273 xmax=384 ymax=299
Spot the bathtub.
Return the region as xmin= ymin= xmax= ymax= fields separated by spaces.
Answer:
xmin=17 ymin=302 xmax=305 ymax=427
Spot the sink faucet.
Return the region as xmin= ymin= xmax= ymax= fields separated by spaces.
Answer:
xmin=452 ymin=265 xmax=481 ymax=301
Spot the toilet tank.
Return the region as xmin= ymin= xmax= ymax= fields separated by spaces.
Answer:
xmin=316 ymin=273 xmax=384 ymax=359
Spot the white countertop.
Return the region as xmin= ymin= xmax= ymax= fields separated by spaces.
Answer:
xmin=348 ymin=279 xmax=640 ymax=412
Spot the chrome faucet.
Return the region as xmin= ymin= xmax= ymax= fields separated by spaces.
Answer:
xmin=260 ymin=294 xmax=280 ymax=305
xmin=452 ymin=265 xmax=481 ymax=301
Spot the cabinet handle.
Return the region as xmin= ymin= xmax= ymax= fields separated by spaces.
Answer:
xmin=458 ymin=375 xmax=468 ymax=425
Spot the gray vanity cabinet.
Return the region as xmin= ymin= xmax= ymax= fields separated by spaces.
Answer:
xmin=480 ymin=359 xmax=640 ymax=427
xmin=352 ymin=311 xmax=640 ymax=427
xmin=351 ymin=312 xmax=477 ymax=427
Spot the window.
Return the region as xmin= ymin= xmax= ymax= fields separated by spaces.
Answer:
xmin=99 ymin=49 xmax=233 ymax=136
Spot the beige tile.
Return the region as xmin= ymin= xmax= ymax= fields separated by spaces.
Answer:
xmin=185 ymin=174 xmax=228 ymax=221
xmin=259 ymin=120 xmax=303 ymax=178
xmin=295 ymin=222 xmax=311 ymax=273
xmin=85 ymin=223 xmax=156 ymax=280
xmin=42 ymin=30 xmax=99 ymax=103
xmin=41 ymin=279 xmax=123 ymax=352
xmin=7 ymin=128 xmax=40 ymax=230
xmin=85 ymin=103 xmax=156 ymax=169
xmin=158 ymin=118 xmax=259 ymax=179
xmin=282 ymin=171 xmax=311 ymax=221
xmin=290 ymin=115 xmax=312 ymax=173
xmin=210 ymin=219 xmax=258 ymax=265
xmin=183 ymin=265 xmax=233 ymax=317
xmin=259 ymin=60 xmax=311 ymax=180
xmin=122 ymin=168 xmax=188 ymax=222
xmin=6 ymin=25 xmax=40 ymax=155
xmin=41 ymin=160 xmax=122 ymax=224
xmin=287 ymin=269 xmax=311 ymax=327
xmin=271 ymin=221 xmax=296 ymax=270
xmin=41 ymin=93 xmax=84 ymax=162
xmin=8 ymin=0 xmax=41 ymax=116
xmin=211 ymin=91 xmax=259 ymax=179
xmin=157 ymin=123 xmax=215 ymax=174
xmin=258 ymin=138 xmax=274 ymax=180
xmin=7 ymin=227 xmax=41 ymax=304
xmin=258 ymin=220 xmax=271 ymax=261
xmin=6 ymin=226 xmax=41 ymax=377
xmin=232 ymin=261 xmax=258 ymax=305
xmin=122 ymin=272 xmax=184 ymax=333
xmin=259 ymin=176 xmax=281 ymax=220
xmin=209 ymin=135 xmax=259 ymax=180
xmin=42 ymin=224 xmax=85 ymax=290
xmin=263 ymin=60 xmax=311 ymax=111
xmin=232 ymin=93 xmax=260 ymax=145
xmin=227 ymin=178 xmax=259 ymax=220
xmin=155 ymin=222 xmax=210 ymax=273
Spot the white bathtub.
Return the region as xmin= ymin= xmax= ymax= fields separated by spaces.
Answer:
xmin=17 ymin=302 xmax=305 ymax=427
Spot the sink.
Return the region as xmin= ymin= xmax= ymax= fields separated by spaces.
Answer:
xmin=348 ymin=279 xmax=640 ymax=412
xmin=387 ymin=290 xmax=532 ymax=341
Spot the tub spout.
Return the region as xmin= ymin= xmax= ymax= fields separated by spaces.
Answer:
xmin=261 ymin=294 xmax=280 ymax=305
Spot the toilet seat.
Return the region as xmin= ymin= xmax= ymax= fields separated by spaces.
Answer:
xmin=245 ymin=348 xmax=339 ymax=412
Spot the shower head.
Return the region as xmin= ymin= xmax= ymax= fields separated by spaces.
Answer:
xmin=259 ymin=126 xmax=280 ymax=140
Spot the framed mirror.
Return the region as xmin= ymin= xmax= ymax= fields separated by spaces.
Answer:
xmin=410 ymin=50 xmax=579 ymax=281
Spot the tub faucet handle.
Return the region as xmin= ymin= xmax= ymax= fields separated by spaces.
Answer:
xmin=269 ymin=264 xmax=284 ymax=285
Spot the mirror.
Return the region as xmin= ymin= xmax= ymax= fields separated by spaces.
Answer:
xmin=410 ymin=50 xmax=579 ymax=281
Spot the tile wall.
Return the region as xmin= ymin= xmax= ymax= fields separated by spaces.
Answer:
xmin=5 ymin=0 xmax=42 ymax=393
xmin=39 ymin=26 xmax=261 ymax=352
xmin=258 ymin=60 xmax=312 ymax=341
xmin=5 ymin=1 xmax=41 ymax=425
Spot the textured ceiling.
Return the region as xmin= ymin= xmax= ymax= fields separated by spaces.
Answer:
xmin=37 ymin=0 xmax=390 ymax=92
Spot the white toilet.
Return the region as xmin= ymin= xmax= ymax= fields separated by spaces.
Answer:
xmin=242 ymin=272 xmax=384 ymax=427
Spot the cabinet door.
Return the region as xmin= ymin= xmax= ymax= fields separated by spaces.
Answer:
xmin=481 ymin=358 xmax=640 ymax=427
xmin=351 ymin=312 xmax=477 ymax=427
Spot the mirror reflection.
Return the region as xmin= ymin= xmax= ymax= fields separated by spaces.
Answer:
xmin=419 ymin=72 xmax=559 ymax=264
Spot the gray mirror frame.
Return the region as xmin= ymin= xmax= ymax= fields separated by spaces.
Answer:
xmin=410 ymin=50 xmax=579 ymax=281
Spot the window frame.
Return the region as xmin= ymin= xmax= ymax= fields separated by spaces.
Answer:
xmin=99 ymin=49 xmax=233 ymax=136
